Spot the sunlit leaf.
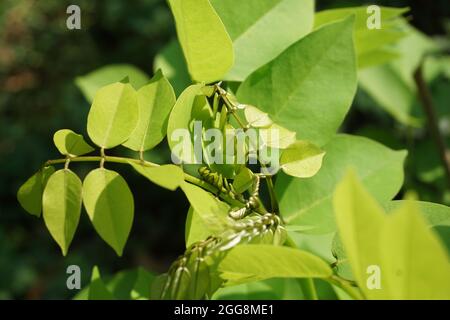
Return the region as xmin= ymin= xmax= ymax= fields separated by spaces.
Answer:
xmin=332 ymin=170 xmax=387 ymax=299
xmin=123 ymin=70 xmax=176 ymax=152
xmin=181 ymin=182 xmax=230 ymax=235
xmin=244 ymin=105 xmax=272 ymax=128
xmin=17 ymin=166 xmax=55 ymax=217
xmin=237 ymin=18 xmax=357 ymax=147
xmin=211 ymin=0 xmax=314 ymax=81
xmin=43 ymin=169 xmax=82 ymax=255
xmin=87 ymin=81 xmax=139 ymax=149
xmin=76 ymin=64 xmax=149 ymax=103
xmin=276 ymin=134 xmax=407 ymax=234
xmin=53 ymin=129 xmax=94 ymax=156
xmin=218 ymin=245 xmax=332 ymax=285
xmin=232 ymin=167 xmax=254 ymax=194
xmin=280 ymin=141 xmax=325 ymax=178
xmin=167 ymin=84 xmax=207 ymax=164
xmin=380 ymin=201 xmax=450 ymax=299
xmin=168 ymin=0 xmax=234 ymax=83
xmin=82 ymin=168 xmax=134 ymax=256
xmin=128 ymin=162 xmax=184 ymax=191
xmin=315 ymin=6 xmax=408 ymax=69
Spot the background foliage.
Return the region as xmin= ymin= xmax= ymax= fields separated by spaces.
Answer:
xmin=0 ymin=0 xmax=449 ymax=299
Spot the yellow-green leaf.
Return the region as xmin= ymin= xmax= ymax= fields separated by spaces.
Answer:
xmin=42 ymin=169 xmax=82 ymax=255
xmin=82 ymin=168 xmax=134 ymax=256
xmin=17 ymin=166 xmax=55 ymax=217
xmin=180 ymin=182 xmax=229 ymax=235
xmin=128 ymin=162 xmax=184 ymax=191
xmin=280 ymin=141 xmax=325 ymax=178
xmin=168 ymin=0 xmax=234 ymax=83
xmin=123 ymin=70 xmax=176 ymax=152
xmin=380 ymin=201 xmax=450 ymax=299
xmin=87 ymin=81 xmax=138 ymax=149
xmin=53 ymin=129 xmax=94 ymax=156
xmin=218 ymin=245 xmax=332 ymax=285
xmin=332 ymin=170 xmax=387 ymax=299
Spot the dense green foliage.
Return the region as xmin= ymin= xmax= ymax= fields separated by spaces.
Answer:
xmin=5 ymin=0 xmax=450 ymax=299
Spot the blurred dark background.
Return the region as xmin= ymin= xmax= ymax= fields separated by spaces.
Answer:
xmin=0 ymin=0 xmax=448 ymax=299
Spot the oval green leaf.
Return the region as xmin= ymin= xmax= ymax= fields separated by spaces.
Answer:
xmin=168 ymin=0 xmax=234 ymax=83
xmin=218 ymin=245 xmax=332 ymax=285
xmin=181 ymin=182 xmax=230 ymax=235
xmin=82 ymin=168 xmax=134 ymax=256
xmin=42 ymin=169 xmax=83 ymax=255
xmin=237 ymin=17 xmax=357 ymax=147
xmin=276 ymin=134 xmax=407 ymax=234
xmin=75 ymin=64 xmax=150 ymax=103
xmin=87 ymin=81 xmax=138 ymax=149
xmin=53 ymin=129 xmax=94 ymax=156
xmin=167 ymin=84 xmax=207 ymax=164
xmin=128 ymin=162 xmax=184 ymax=191
xmin=280 ymin=141 xmax=325 ymax=178
xmin=17 ymin=166 xmax=55 ymax=217
xmin=211 ymin=0 xmax=314 ymax=81
xmin=123 ymin=70 xmax=176 ymax=152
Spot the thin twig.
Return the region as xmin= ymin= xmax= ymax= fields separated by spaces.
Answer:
xmin=414 ymin=63 xmax=450 ymax=186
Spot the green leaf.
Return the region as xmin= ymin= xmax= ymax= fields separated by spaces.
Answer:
xmin=332 ymin=170 xmax=387 ymax=299
xmin=88 ymin=266 xmax=115 ymax=300
xmin=385 ymin=201 xmax=450 ymax=227
xmin=82 ymin=168 xmax=134 ymax=256
xmin=53 ymin=129 xmax=94 ymax=156
xmin=244 ymin=105 xmax=272 ymax=128
xmin=153 ymin=40 xmax=191 ymax=96
xmin=212 ymin=278 xmax=303 ymax=300
xmin=168 ymin=0 xmax=234 ymax=83
xmin=211 ymin=0 xmax=314 ymax=81
xmin=180 ymin=182 xmax=230 ymax=236
xmin=167 ymin=84 xmax=207 ymax=164
xmin=380 ymin=201 xmax=450 ymax=299
xmin=259 ymin=123 xmax=296 ymax=149
xmin=333 ymin=200 xmax=450 ymax=281
xmin=218 ymin=245 xmax=332 ymax=285
xmin=280 ymin=141 xmax=325 ymax=178
xmin=232 ymin=167 xmax=254 ymax=194
xmin=314 ymin=6 xmax=408 ymax=69
xmin=128 ymin=162 xmax=184 ymax=191
xmin=75 ymin=64 xmax=150 ymax=103
xmin=123 ymin=70 xmax=176 ymax=152
xmin=87 ymin=81 xmax=139 ymax=149
xmin=42 ymin=169 xmax=82 ymax=256
xmin=358 ymin=22 xmax=438 ymax=125
xmin=185 ymin=207 xmax=211 ymax=248
xmin=276 ymin=134 xmax=407 ymax=234
xmin=17 ymin=166 xmax=55 ymax=217
xmin=237 ymin=17 xmax=357 ymax=147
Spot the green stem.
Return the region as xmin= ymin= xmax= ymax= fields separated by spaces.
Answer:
xmin=327 ymin=275 xmax=364 ymax=300
xmin=44 ymin=155 xmax=263 ymax=213
xmin=298 ymin=278 xmax=318 ymax=300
